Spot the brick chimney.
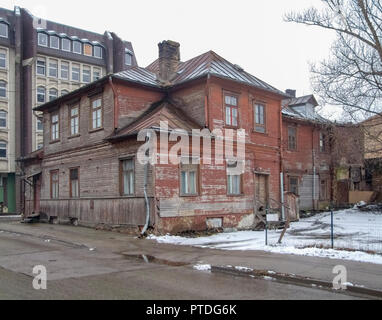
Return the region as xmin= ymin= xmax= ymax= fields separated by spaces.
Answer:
xmin=158 ymin=40 xmax=180 ymax=85
xmin=286 ymin=89 xmax=296 ymax=98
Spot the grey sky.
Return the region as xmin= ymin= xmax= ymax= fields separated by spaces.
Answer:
xmin=3 ymin=0 xmax=343 ymax=118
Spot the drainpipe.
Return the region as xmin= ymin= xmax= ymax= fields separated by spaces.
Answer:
xmin=280 ymin=172 xmax=285 ymax=220
xmin=108 ymin=76 xmax=119 ymax=130
xmin=141 ymin=135 xmax=151 ymax=236
xmin=279 ymin=101 xmax=285 ymax=221
xmin=312 ymin=127 xmax=316 ymax=211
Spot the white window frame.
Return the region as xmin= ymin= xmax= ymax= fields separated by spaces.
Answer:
xmin=72 ymin=64 xmax=80 ymax=82
xmin=0 ymin=81 xmax=6 ymax=98
xmin=0 ymin=111 xmax=7 ymax=128
xmin=91 ymin=98 xmax=102 ymax=130
xmin=38 ymin=33 xmax=48 ymax=47
xmin=37 ymin=86 xmax=46 ymax=104
xmin=49 ymin=88 xmax=58 ymax=102
xmin=125 ymin=52 xmax=132 ymax=66
xmin=60 ymin=61 xmax=69 ymax=80
xmin=0 ymin=23 xmax=8 ymax=38
xmin=48 ymin=60 xmax=58 ymax=78
xmin=70 ymin=106 xmax=80 ymax=136
xmin=36 ymin=117 xmax=43 ymax=132
xmin=51 ymin=113 xmax=59 ymax=141
xmin=61 ymin=38 xmax=71 ymax=52
xmin=94 ymin=46 xmax=102 ymax=58
xmin=0 ymin=50 xmax=6 ymax=69
xmin=36 ymin=58 xmax=46 ymax=76
xmin=50 ymin=36 xmax=59 ymax=49
xmin=73 ymin=41 xmax=82 ymax=54
xmin=121 ymin=159 xmax=135 ymax=196
xmin=93 ymin=68 xmax=101 ymax=81
xmin=82 ymin=66 xmax=91 ymax=83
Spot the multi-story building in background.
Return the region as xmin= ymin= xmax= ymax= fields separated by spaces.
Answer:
xmin=0 ymin=6 xmax=137 ymax=213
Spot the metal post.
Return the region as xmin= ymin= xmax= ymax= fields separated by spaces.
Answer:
xmin=265 ymin=206 xmax=268 ymax=246
xmin=331 ymin=207 xmax=334 ymax=249
xmin=280 ymin=173 xmax=285 ymax=221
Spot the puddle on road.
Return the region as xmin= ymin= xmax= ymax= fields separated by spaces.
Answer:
xmin=122 ymin=254 xmax=189 ymax=267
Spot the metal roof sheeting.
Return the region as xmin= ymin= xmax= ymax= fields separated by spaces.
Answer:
xmin=114 ymin=67 xmax=159 ymax=87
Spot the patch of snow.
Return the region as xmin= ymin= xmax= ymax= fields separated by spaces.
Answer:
xmin=193 ymin=264 xmax=211 ymax=271
xmin=267 ymin=270 xmax=276 ymax=275
xmin=263 ymin=276 xmax=275 ymax=281
xmin=234 ymin=266 xmax=253 ymax=272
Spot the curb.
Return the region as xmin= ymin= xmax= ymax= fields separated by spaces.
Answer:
xmin=211 ymin=266 xmax=382 ymax=300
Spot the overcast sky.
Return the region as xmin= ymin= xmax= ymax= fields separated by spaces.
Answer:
xmin=3 ymin=0 xmax=343 ymax=118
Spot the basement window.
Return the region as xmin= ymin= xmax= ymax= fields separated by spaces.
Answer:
xmin=180 ymin=161 xmax=198 ymax=196
xmin=121 ymin=159 xmax=135 ymax=196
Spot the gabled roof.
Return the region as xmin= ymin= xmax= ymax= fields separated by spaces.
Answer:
xmin=107 ymin=99 xmax=202 ymax=142
xmin=284 ymin=94 xmax=318 ymax=107
xmin=144 ymin=51 xmax=287 ymax=96
xmin=281 ymin=105 xmax=329 ymax=124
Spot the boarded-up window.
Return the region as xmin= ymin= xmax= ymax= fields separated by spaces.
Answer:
xmin=254 ymin=103 xmax=266 ymax=133
xmin=91 ymin=98 xmax=102 ymax=129
xmin=84 ymin=44 xmax=93 ymax=56
xmin=289 ymin=177 xmax=299 ymax=195
xmin=50 ymin=170 xmax=59 ymax=199
xmin=70 ymin=168 xmax=79 ymax=198
xmin=225 ymin=95 xmax=238 ymax=127
xmin=288 ymin=127 xmax=297 ymax=150
xmin=121 ymin=159 xmax=134 ymax=196
xmin=180 ymin=162 xmax=198 ymax=196
xmin=320 ymin=179 xmax=328 ymax=200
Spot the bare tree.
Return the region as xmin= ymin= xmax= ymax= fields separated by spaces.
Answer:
xmin=285 ymin=0 xmax=382 ymax=157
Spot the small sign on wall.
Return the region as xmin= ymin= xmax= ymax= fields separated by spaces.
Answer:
xmin=266 ymin=214 xmax=279 ymax=222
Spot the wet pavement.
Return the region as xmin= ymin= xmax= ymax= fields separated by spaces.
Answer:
xmin=0 ymin=222 xmax=373 ymax=300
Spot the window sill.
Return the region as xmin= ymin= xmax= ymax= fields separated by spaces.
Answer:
xmin=89 ymin=127 xmax=104 ymax=134
xmin=68 ymin=134 xmax=81 ymax=140
xmin=252 ymin=129 xmax=268 ymax=135
xmin=227 ymin=193 xmax=245 ymax=197
xmin=49 ymin=140 xmax=60 ymax=144
xmin=180 ymin=194 xmax=199 ymax=198
xmin=120 ymin=194 xmax=136 ymax=198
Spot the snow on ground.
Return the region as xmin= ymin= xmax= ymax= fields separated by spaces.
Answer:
xmin=149 ymin=208 xmax=382 ymax=264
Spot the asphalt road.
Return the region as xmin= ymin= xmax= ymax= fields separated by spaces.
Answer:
xmin=0 ymin=223 xmax=362 ymax=300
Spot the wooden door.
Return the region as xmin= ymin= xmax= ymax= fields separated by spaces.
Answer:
xmin=255 ymin=174 xmax=269 ymax=215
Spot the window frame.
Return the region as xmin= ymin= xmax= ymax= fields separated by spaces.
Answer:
xmin=93 ymin=68 xmax=101 ymax=81
xmin=0 ymin=140 xmax=7 ymax=158
xmin=50 ymin=170 xmax=59 ymax=199
xmin=288 ymin=126 xmax=297 ymax=151
xmin=254 ymin=102 xmax=266 ymax=133
xmin=125 ymin=51 xmax=132 ymax=66
xmin=36 ymin=117 xmax=43 ymax=132
xmin=73 ymin=41 xmax=82 ymax=54
xmin=0 ymin=23 xmax=8 ymax=38
xmin=90 ymin=96 xmax=103 ymax=131
xmin=289 ymin=176 xmax=299 ymax=195
xmin=82 ymin=66 xmax=91 ymax=83
xmin=179 ymin=161 xmax=199 ymax=197
xmin=120 ymin=158 xmax=135 ymax=196
xmin=224 ymin=92 xmax=239 ymax=128
xmin=38 ymin=33 xmax=48 ymax=47
xmin=69 ymin=105 xmax=80 ymax=137
xmin=48 ymin=59 xmax=58 ymax=78
xmin=61 ymin=38 xmax=71 ymax=52
xmin=72 ymin=64 xmax=80 ymax=82
xmin=49 ymin=88 xmax=58 ymax=102
xmin=69 ymin=167 xmax=80 ymax=198
xmin=50 ymin=35 xmax=60 ymax=49
xmin=0 ymin=80 xmax=6 ymax=98
xmin=94 ymin=46 xmax=103 ymax=58
xmin=36 ymin=58 xmax=46 ymax=76
xmin=0 ymin=110 xmax=7 ymax=128
xmin=60 ymin=61 xmax=69 ymax=80
xmin=0 ymin=50 xmax=6 ymax=69
xmin=37 ymin=86 xmax=46 ymax=104
xmin=51 ymin=112 xmax=60 ymax=142
xmin=226 ymin=161 xmax=243 ymax=196
xmin=83 ymin=43 xmax=93 ymax=56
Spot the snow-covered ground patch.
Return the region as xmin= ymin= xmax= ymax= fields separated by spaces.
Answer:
xmin=193 ymin=264 xmax=211 ymax=271
xmin=150 ymin=208 xmax=382 ymax=264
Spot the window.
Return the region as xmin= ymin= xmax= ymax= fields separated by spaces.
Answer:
xmin=320 ymin=179 xmax=328 ymax=200
xmin=0 ymin=111 xmax=7 ymax=128
xmin=254 ymin=103 xmax=266 ymax=133
xmin=50 ymin=170 xmax=59 ymax=199
xmin=73 ymin=41 xmax=82 ymax=54
xmin=70 ymin=168 xmax=79 ymax=198
xmin=320 ymin=132 xmax=328 ymax=152
xmin=49 ymin=88 xmax=58 ymax=101
xmin=61 ymin=90 xmax=69 ymax=96
xmin=83 ymin=66 xmax=91 ymax=83
xmin=72 ymin=64 xmax=80 ymax=81
xmin=50 ymin=36 xmax=59 ymax=49
xmin=0 ymin=50 xmax=6 ymax=69
xmin=61 ymin=61 xmax=69 ymax=80
xmin=37 ymin=86 xmax=46 ymax=103
xmin=91 ymin=98 xmax=102 ymax=129
xmin=51 ymin=113 xmax=59 ymax=141
xmin=289 ymin=177 xmax=299 ymax=195
xmin=227 ymin=161 xmax=242 ymax=195
xmin=48 ymin=60 xmax=58 ymax=78
xmin=0 ymin=81 xmax=6 ymax=98
xmin=121 ymin=159 xmax=134 ymax=195
xmin=180 ymin=162 xmax=198 ymax=196
xmin=0 ymin=23 xmax=8 ymax=38
xmin=288 ymin=127 xmax=297 ymax=150
xmin=125 ymin=52 xmax=132 ymax=66
xmin=93 ymin=68 xmax=101 ymax=81
xmin=94 ymin=46 xmax=102 ymax=58
xmin=38 ymin=33 xmax=48 ymax=47
xmin=36 ymin=117 xmax=43 ymax=132
xmin=0 ymin=141 xmax=7 ymax=158
xmin=224 ymin=95 xmax=238 ymax=127
xmin=84 ymin=44 xmax=93 ymax=56
xmin=36 ymin=58 xmax=46 ymax=76
xmin=62 ymin=38 xmax=71 ymax=52
xmin=70 ymin=106 xmax=79 ymax=136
